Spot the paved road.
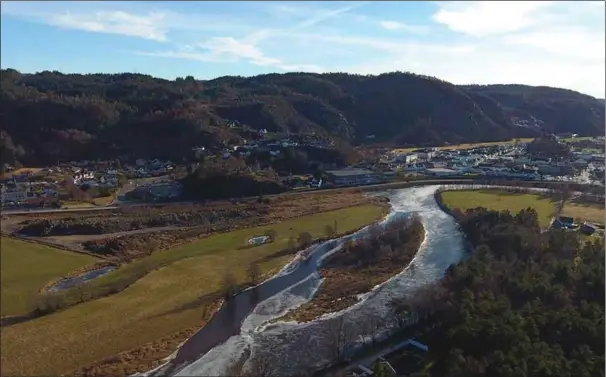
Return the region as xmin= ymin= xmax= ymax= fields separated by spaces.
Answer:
xmin=2 ymin=178 xmax=597 ymax=217
xmin=2 ymin=206 xmax=119 ymax=215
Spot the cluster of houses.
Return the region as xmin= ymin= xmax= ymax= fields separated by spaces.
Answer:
xmin=374 ymin=142 xmax=605 ymax=183
xmin=126 ymin=159 xmax=175 ymax=178
xmin=193 ymin=134 xmax=336 ymax=160
xmin=313 ymin=139 xmax=605 ymax=188
xmin=0 ymin=179 xmax=59 ymax=207
xmin=0 ymin=162 xmax=123 ymax=208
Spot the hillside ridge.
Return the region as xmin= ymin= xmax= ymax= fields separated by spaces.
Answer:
xmin=1 ymin=69 xmax=604 ymax=166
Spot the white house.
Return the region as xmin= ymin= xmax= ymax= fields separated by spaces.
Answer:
xmin=396 ymin=153 xmax=418 ymax=164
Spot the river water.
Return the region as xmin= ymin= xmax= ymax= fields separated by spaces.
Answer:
xmin=141 ymin=185 xmax=467 ymax=377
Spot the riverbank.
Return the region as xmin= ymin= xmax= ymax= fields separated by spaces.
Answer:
xmin=1 ymin=203 xmax=390 ymax=377
xmin=139 ymin=184 xmax=470 ymax=377
xmin=271 ymin=216 xmax=425 ymax=324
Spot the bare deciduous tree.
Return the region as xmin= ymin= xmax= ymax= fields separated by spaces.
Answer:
xmin=287 ymin=236 xmax=296 ymax=252
xmin=324 ymin=224 xmax=335 ymax=238
xmin=298 ymin=231 xmax=313 ymax=248
xmin=143 ymin=238 xmax=158 ymax=256
xmin=388 ymin=297 xmax=410 ymax=329
xmin=75 ymin=283 xmax=89 ymax=303
xmin=326 ymin=316 xmax=356 ymax=363
xmin=407 ymin=282 xmax=447 ymax=322
xmin=222 ymin=271 xmax=238 ymax=300
xmin=263 ymin=229 xmax=277 ymax=241
xmin=247 ymin=262 xmax=261 ymax=285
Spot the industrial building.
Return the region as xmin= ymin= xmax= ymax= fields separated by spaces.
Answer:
xmin=324 ymin=168 xmax=380 ymax=186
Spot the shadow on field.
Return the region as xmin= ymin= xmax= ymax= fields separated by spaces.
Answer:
xmin=0 ymin=314 xmax=35 ymax=328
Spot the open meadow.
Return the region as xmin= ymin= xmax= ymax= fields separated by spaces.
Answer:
xmin=0 ymin=237 xmax=98 ymax=317
xmin=1 ymin=204 xmax=387 ymax=377
xmin=439 ymin=189 xmax=605 ymax=229
xmin=393 ymin=138 xmax=534 ymax=154
xmin=561 ymin=200 xmax=605 ymax=225
xmin=439 ymin=190 xmax=557 ymax=228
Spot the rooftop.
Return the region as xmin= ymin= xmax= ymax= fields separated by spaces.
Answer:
xmin=326 ymin=168 xmax=376 ymax=177
xmin=426 ymin=167 xmax=458 ymax=173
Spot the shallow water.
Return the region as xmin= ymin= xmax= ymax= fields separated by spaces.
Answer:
xmin=47 ymin=266 xmax=116 ymax=292
xmin=144 ymin=185 xmax=467 ymax=377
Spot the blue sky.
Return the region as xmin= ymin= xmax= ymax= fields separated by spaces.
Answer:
xmin=1 ymin=1 xmax=604 ymax=97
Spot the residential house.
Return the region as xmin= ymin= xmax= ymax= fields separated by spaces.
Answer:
xmin=581 ymin=222 xmax=598 ymax=235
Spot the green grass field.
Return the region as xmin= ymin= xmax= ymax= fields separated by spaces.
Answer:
xmin=0 ymin=237 xmax=98 ymax=317
xmin=0 ymin=204 xmax=387 ymax=376
xmin=440 ymin=190 xmax=605 ymax=229
xmin=439 ymin=190 xmax=557 ymax=228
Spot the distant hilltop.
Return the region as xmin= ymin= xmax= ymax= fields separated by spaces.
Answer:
xmin=1 ymin=69 xmax=604 ymax=166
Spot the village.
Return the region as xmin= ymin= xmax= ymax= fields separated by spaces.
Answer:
xmin=1 ymin=135 xmax=604 ymax=211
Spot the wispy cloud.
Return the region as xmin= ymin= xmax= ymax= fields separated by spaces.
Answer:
xmin=51 ymin=10 xmax=169 ymax=41
xmin=2 ymin=1 xmax=604 ymax=97
xmin=0 ymin=2 xmax=246 ymax=41
xmin=378 ymin=20 xmax=429 ymax=33
xmin=139 ymin=2 xmax=369 ymax=72
xmin=1 ymin=3 xmax=169 ymax=41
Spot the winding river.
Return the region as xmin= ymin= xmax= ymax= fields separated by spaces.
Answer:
xmin=139 ymin=185 xmax=467 ymax=377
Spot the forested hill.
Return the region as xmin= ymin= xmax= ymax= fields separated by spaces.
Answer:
xmin=1 ymin=69 xmax=604 ymax=166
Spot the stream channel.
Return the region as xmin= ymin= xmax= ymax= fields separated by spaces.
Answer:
xmin=47 ymin=266 xmax=117 ymax=292
xmin=138 ymin=185 xmax=468 ymax=377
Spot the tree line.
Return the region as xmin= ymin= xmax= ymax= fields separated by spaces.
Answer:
xmin=388 ymin=207 xmax=604 ymax=377
xmin=200 ymin=206 xmax=604 ymax=377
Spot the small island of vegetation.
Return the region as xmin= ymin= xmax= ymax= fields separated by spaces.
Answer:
xmin=275 ymin=215 xmax=425 ymax=323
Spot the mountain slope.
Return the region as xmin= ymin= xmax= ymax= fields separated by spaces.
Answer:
xmin=461 ymin=84 xmax=605 ymax=136
xmin=1 ymin=69 xmax=603 ymax=166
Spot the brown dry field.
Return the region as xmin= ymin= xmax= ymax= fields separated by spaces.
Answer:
xmin=562 ymin=201 xmax=605 ymax=225
xmin=5 ymin=191 xmax=382 ymax=260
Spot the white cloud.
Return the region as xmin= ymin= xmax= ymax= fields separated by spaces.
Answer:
xmin=47 ymin=10 xmax=168 ymax=41
xmin=432 ymin=1 xmax=555 ymax=37
xmin=0 ymin=2 xmax=248 ymax=41
xmin=0 ymin=2 xmax=169 ymax=41
xmin=3 ymin=1 xmax=604 ymax=97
